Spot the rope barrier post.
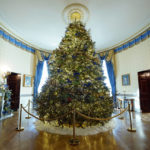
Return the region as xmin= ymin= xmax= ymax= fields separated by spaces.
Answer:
xmin=25 ymin=100 xmax=31 ymax=119
xmin=16 ymin=104 xmax=24 ymax=131
xmin=119 ymin=100 xmax=124 ymax=120
xmin=69 ymin=108 xmax=80 ymax=145
xmin=127 ymin=102 xmax=136 ymax=132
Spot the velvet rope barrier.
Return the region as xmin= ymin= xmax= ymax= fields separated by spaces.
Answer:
xmin=17 ymin=103 xmax=135 ymax=146
xmin=75 ymin=107 xmax=128 ymax=121
xmin=22 ymin=105 xmax=73 ymax=122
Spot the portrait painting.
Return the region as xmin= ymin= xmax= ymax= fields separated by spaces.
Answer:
xmin=122 ymin=74 xmax=130 ymax=86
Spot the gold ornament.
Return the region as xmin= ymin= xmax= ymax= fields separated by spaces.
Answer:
xmin=54 ymin=92 xmax=58 ymax=95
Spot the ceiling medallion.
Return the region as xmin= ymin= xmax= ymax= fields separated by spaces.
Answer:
xmin=62 ymin=3 xmax=89 ymax=24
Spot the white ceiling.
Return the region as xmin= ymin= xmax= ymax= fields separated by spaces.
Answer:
xmin=0 ymin=0 xmax=150 ymax=51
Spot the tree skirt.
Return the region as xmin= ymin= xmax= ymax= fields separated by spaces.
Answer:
xmin=34 ymin=120 xmax=115 ymax=136
xmin=141 ymin=113 xmax=150 ymax=122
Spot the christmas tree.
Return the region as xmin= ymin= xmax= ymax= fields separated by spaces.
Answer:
xmin=36 ymin=21 xmax=113 ymax=127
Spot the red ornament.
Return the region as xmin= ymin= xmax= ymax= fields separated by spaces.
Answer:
xmin=68 ymin=97 xmax=72 ymax=102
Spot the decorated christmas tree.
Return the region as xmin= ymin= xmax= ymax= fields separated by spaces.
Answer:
xmin=36 ymin=21 xmax=113 ymax=127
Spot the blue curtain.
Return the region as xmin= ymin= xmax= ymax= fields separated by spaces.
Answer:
xmin=42 ymin=54 xmax=51 ymax=75
xmin=98 ymin=53 xmax=116 ymax=105
xmin=33 ymin=61 xmax=44 ymax=98
xmin=34 ymin=53 xmax=51 ymax=100
xmin=105 ymin=60 xmax=116 ymax=105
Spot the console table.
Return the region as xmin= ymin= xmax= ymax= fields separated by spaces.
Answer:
xmin=117 ymin=98 xmax=135 ymax=111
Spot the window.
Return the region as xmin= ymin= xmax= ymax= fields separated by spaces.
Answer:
xmin=38 ymin=61 xmax=48 ymax=93
xmin=102 ymin=60 xmax=112 ymax=96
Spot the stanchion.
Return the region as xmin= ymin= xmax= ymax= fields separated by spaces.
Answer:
xmin=119 ymin=101 xmax=124 ymax=120
xmin=127 ymin=103 xmax=136 ymax=132
xmin=16 ymin=104 xmax=24 ymax=131
xmin=25 ymin=100 xmax=31 ymax=119
xmin=69 ymin=109 xmax=80 ymax=145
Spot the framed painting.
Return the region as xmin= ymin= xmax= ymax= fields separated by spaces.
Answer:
xmin=122 ymin=74 xmax=130 ymax=86
xmin=23 ymin=74 xmax=32 ymax=87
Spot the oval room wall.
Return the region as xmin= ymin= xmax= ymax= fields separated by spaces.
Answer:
xmin=0 ymin=37 xmax=36 ymax=107
xmin=115 ymin=38 xmax=150 ymax=112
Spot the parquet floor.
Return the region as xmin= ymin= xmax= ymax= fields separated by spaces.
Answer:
xmin=0 ymin=109 xmax=150 ymax=150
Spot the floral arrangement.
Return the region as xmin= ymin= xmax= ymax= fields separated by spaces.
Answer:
xmin=0 ymin=81 xmax=12 ymax=114
xmin=0 ymin=82 xmax=5 ymax=93
xmin=0 ymin=82 xmax=11 ymax=99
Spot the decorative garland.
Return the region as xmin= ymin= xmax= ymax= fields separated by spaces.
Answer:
xmin=0 ymin=26 xmax=150 ymax=54
xmin=0 ymin=28 xmax=35 ymax=53
xmin=114 ymin=28 xmax=150 ymax=53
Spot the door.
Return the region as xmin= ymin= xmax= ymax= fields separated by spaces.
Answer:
xmin=138 ymin=70 xmax=150 ymax=112
xmin=7 ymin=72 xmax=21 ymax=111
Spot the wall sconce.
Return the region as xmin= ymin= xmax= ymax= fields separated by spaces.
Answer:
xmin=1 ymin=66 xmax=11 ymax=83
xmin=2 ymin=71 xmax=11 ymax=79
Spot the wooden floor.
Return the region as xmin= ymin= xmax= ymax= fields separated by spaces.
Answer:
xmin=0 ymin=109 xmax=150 ymax=150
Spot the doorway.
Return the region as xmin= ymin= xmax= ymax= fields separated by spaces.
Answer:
xmin=7 ymin=72 xmax=21 ymax=111
xmin=138 ymin=70 xmax=150 ymax=112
